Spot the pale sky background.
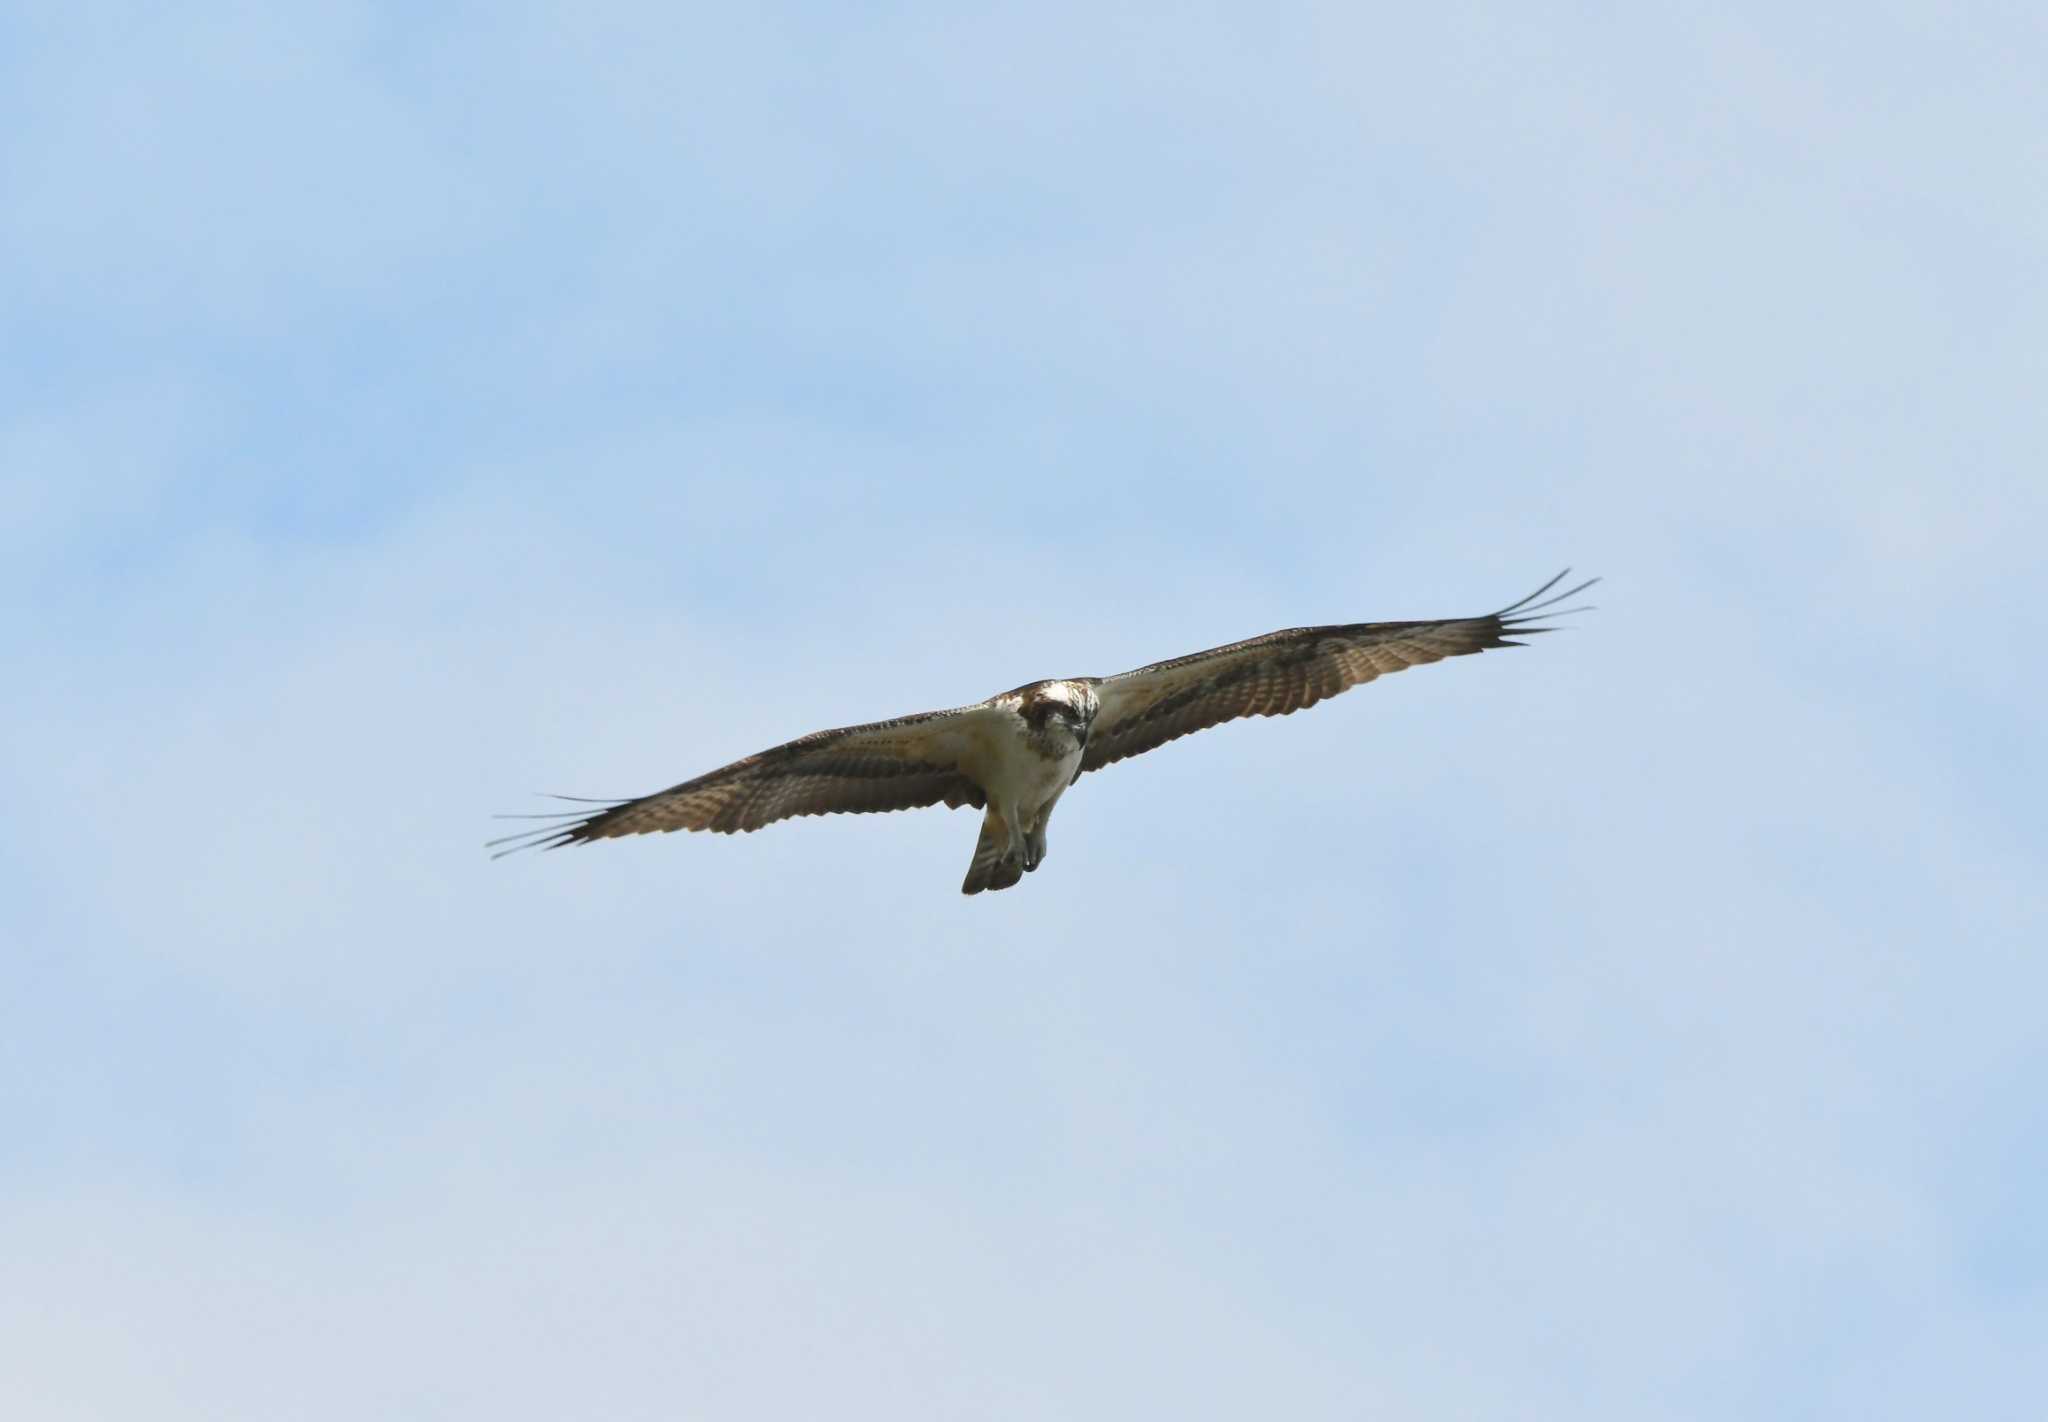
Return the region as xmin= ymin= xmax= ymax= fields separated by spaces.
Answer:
xmin=4 ymin=3 xmax=2045 ymax=1418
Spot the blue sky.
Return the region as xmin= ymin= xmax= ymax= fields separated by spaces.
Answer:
xmin=4 ymin=3 xmax=2044 ymax=1417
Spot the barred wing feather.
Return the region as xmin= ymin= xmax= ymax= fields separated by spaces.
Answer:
xmin=489 ymin=705 xmax=999 ymax=855
xmin=1079 ymin=571 xmax=1596 ymax=775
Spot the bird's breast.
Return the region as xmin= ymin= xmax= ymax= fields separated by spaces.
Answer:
xmin=981 ymin=713 xmax=1082 ymax=811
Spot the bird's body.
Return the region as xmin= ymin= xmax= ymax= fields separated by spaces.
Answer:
xmin=493 ymin=573 xmax=1595 ymax=893
xmin=959 ymin=679 xmax=1098 ymax=892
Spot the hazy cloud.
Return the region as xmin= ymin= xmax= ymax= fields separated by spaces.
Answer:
xmin=4 ymin=3 xmax=2043 ymax=1418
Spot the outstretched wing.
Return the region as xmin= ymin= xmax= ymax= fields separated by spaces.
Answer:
xmin=1078 ymin=571 xmax=1596 ymax=775
xmin=489 ymin=704 xmax=1001 ymax=856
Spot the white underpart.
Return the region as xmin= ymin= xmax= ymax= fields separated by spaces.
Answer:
xmin=966 ymin=682 xmax=1095 ymax=858
xmin=982 ymin=725 xmax=1080 ymax=849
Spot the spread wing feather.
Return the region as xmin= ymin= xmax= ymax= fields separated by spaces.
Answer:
xmin=1079 ymin=571 xmax=1596 ymax=775
xmin=488 ymin=705 xmax=996 ymax=856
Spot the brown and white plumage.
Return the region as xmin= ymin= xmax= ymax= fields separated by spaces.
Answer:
xmin=491 ymin=571 xmax=1596 ymax=892
xmin=1081 ymin=574 xmax=1589 ymax=774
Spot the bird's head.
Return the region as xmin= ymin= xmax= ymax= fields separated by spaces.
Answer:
xmin=1018 ymin=680 xmax=1098 ymax=739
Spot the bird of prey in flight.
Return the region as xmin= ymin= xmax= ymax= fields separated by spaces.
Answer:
xmin=492 ymin=571 xmax=1596 ymax=894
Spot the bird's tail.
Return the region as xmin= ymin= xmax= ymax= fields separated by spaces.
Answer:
xmin=961 ymin=807 xmax=1024 ymax=895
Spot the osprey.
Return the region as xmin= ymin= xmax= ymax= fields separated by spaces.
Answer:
xmin=492 ymin=572 xmax=1595 ymax=894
